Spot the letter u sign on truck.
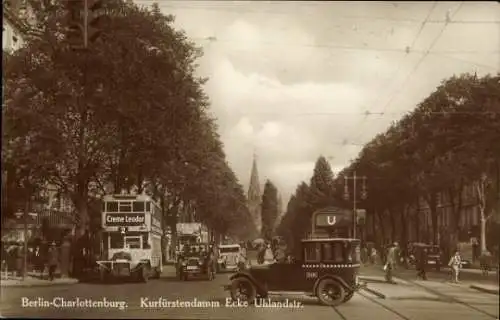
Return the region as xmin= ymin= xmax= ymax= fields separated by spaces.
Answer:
xmin=327 ymin=216 xmax=336 ymax=225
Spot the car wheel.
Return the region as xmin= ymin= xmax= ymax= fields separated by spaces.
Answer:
xmin=99 ymin=267 xmax=107 ymax=283
xmin=343 ymin=291 xmax=354 ymax=302
xmin=316 ymin=278 xmax=346 ymax=306
xmin=153 ymin=267 xmax=161 ymax=279
xmin=140 ymin=265 xmax=150 ymax=283
xmin=230 ymin=277 xmax=256 ymax=303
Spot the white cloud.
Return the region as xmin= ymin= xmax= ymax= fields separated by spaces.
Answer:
xmin=142 ymin=0 xmax=500 ymax=203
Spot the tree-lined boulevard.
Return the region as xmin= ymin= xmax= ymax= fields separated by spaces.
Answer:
xmin=1 ymin=1 xmax=499 ymax=319
xmin=277 ymin=74 xmax=500 ymax=259
xmin=2 ymin=0 xmax=257 ymax=244
xmin=1 ymin=260 xmax=498 ymax=319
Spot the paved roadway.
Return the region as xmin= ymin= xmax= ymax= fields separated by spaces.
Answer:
xmin=1 ymin=267 xmax=498 ymax=320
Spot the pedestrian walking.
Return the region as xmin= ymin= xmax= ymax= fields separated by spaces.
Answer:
xmin=208 ymin=243 xmax=217 ymax=278
xmin=257 ymin=244 xmax=265 ymax=264
xmin=48 ymin=242 xmax=59 ymax=281
xmin=237 ymin=246 xmax=247 ymax=271
xmin=263 ymin=244 xmax=274 ymax=264
xmin=448 ymin=250 xmax=462 ymax=283
xmin=275 ymin=245 xmax=286 ymax=263
xmin=361 ymin=246 xmax=368 ymax=264
xmin=370 ymin=247 xmax=377 ymax=264
xmin=384 ymin=242 xmax=398 ymax=283
xmin=416 ymin=247 xmax=428 ymax=280
xmin=479 ymin=251 xmax=492 ymax=276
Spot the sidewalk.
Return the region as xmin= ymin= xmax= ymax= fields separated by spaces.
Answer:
xmin=469 ymin=284 xmax=499 ymax=295
xmin=360 ymin=264 xmax=499 ymax=298
xmin=1 ymin=276 xmax=78 ymax=287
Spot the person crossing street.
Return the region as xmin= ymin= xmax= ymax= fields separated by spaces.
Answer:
xmin=448 ymin=250 xmax=462 ymax=283
xmin=384 ymin=242 xmax=399 ymax=284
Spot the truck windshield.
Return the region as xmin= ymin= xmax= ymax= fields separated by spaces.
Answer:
xmin=179 ymin=235 xmax=198 ymax=245
xmin=110 ymin=234 xmax=124 ymax=249
xmin=219 ymin=247 xmax=240 ymax=253
xmin=125 ymin=236 xmax=141 ymax=249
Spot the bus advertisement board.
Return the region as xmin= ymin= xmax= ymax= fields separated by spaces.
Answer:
xmin=103 ymin=213 xmax=147 ymax=227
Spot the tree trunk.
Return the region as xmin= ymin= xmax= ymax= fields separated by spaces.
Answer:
xmin=167 ymin=198 xmax=181 ymax=253
xmin=425 ymin=193 xmax=438 ymax=245
xmin=475 ymin=174 xmax=489 ymax=253
xmin=376 ymin=210 xmax=386 ymax=246
xmin=480 ymin=214 xmax=487 ymax=253
xmin=415 ymin=200 xmax=420 ymax=242
xmin=401 ymin=205 xmax=409 ymax=249
xmin=74 ymin=174 xmax=89 ymax=238
xmin=137 ymin=170 xmax=144 ymax=194
xmin=447 ymin=182 xmax=463 ymax=252
xmin=371 ymin=209 xmax=377 ymax=241
xmin=388 ymin=208 xmax=397 ymax=243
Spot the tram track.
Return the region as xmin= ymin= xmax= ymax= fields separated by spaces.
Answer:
xmin=331 ymin=306 xmax=348 ymax=320
xmin=404 ymin=278 xmax=498 ymax=319
xmin=356 ymin=291 xmax=411 ymax=320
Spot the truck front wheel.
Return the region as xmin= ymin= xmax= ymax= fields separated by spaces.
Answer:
xmin=137 ymin=264 xmax=150 ymax=283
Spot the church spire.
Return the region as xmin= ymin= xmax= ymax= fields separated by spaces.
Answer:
xmin=248 ymin=153 xmax=261 ymax=201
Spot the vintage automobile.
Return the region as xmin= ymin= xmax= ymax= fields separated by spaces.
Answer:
xmin=410 ymin=243 xmax=442 ymax=271
xmin=217 ymin=244 xmax=241 ymax=272
xmin=224 ymin=238 xmax=363 ymax=307
xmin=177 ymin=244 xmax=214 ymax=281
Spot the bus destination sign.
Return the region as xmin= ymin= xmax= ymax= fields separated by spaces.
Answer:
xmin=105 ymin=213 xmax=146 ymax=227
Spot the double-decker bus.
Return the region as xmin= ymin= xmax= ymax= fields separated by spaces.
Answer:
xmin=96 ymin=194 xmax=162 ymax=282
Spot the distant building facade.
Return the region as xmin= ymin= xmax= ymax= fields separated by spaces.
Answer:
xmin=2 ymin=0 xmax=37 ymax=52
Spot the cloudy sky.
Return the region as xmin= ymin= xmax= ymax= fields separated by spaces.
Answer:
xmin=137 ymin=1 xmax=499 ymax=204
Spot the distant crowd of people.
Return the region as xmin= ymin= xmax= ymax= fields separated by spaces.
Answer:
xmin=359 ymin=241 xmax=498 ymax=284
xmin=255 ymin=240 xmax=289 ymax=265
xmin=2 ymin=241 xmax=61 ymax=280
xmin=1 ymin=231 xmax=98 ymax=281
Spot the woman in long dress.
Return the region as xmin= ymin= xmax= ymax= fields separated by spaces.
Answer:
xmin=263 ymin=244 xmax=274 ymax=264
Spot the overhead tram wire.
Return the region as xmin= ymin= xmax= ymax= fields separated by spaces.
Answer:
xmin=236 ymin=111 xmax=500 ymax=117
xmin=342 ymin=2 xmax=464 ymax=149
xmin=343 ymin=1 xmax=438 ymax=148
xmin=185 ymin=36 xmax=497 ymax=55
xmin=145 ymin=1 xmax=500 ymax=25
xmin=375 ymin=2 xmax=463 ymax=117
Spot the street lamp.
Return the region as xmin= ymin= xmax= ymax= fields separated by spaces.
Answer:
xmin=343 ymin=171 xmax=367 ymax=239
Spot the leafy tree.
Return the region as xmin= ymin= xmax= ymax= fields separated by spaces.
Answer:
xmin=2 ymin=0 xmax=208 ymax=237
xmin=307 ymin=156 xmax=337 ymax=210
xmin=276 ymin=182 xmax=312 ymax=256
xmin=333 ymin=72 xmax=500 ymax=253
xmin=261 ymin=180 xmax=279 ymax=240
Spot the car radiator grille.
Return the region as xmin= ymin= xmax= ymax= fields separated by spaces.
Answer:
xmin=113 ymin=263 xmax=130 ymax=272
xmin=188 ymin=259 xmax=199 ymax=266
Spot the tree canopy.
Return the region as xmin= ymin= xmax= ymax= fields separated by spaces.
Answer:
xmin=261 ymin=180 xmax=279 ymax=240
xmin=2 ymin=0 xmax=257 ymax=240
xmin=277 ymin=73 xmax=500 ymax=252
xmin=276 ymin=156 xmax=340 ymax=253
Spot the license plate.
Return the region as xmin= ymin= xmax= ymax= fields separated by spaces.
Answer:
xmin=428 ymin=261 xmax=435 ymax=264
xmin=187 ymin=266 xmax=198 ymax=270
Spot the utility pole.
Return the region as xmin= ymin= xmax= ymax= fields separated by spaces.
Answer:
xmin=343 ymin=171 xmax=367 ymax=239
